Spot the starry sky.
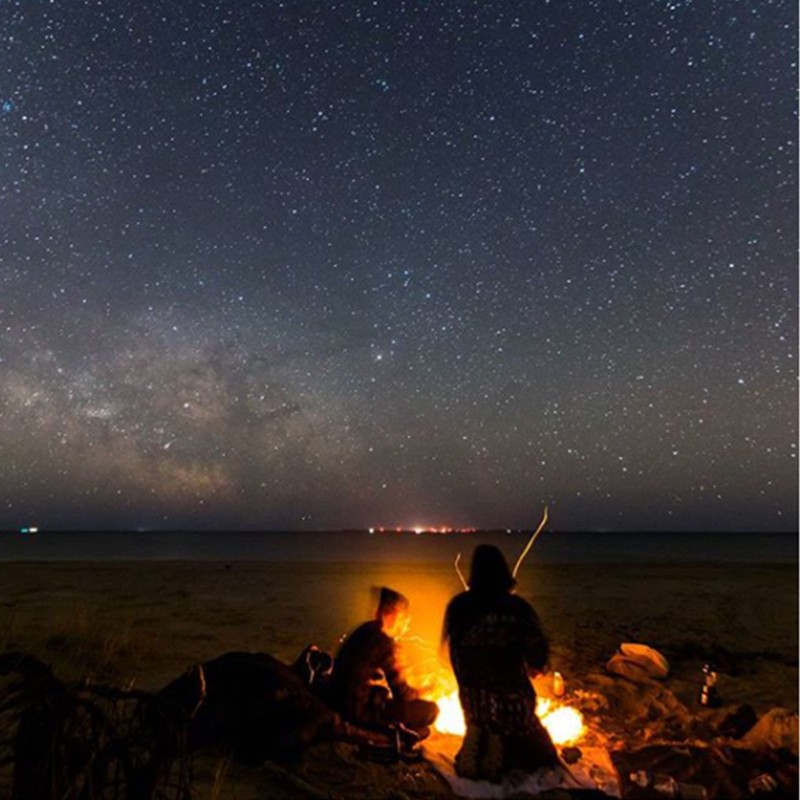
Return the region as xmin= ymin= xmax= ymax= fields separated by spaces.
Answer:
xmin=1 ymin=0 xmax=796 ymax=532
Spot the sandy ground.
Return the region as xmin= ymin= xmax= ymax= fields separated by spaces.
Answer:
xmin=0 ymin=559 xmax=797 ymax=797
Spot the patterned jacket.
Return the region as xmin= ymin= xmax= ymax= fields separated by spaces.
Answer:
xmin=444 ymin=591 xmax=549 ymax=733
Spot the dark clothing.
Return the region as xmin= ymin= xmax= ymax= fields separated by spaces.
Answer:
xmin=445 ymin=591 xmax=549 ymax=703
xmin=329 ymin=620 xmax=437 ymax=733
xmin=444 ymin=591 xmax=558 ymax=781
xmin=158 ymin=651 xmax=365 ymax=763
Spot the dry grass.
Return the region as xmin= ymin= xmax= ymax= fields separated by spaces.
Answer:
xmin=0 ymin=560 xmax=795 ymax=799
xmin=1 ymin=603 xmax=159 ymax=686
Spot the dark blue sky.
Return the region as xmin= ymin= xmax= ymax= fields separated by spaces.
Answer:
xmin=1 ymin=0 xmax=796 ymax=531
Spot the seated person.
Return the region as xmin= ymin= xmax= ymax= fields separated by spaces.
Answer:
xmin=328 ymin=587 xmax=438 ymax=739
xmin=442 ymin=545 xmax=558 ymax=782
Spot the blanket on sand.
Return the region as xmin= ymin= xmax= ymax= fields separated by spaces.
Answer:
xmin=425 ymin=734 xmax=621 ymax=799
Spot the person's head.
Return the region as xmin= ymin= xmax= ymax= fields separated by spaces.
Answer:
xmin=375 ymin=586 xmax=411 ymax=638
xmin=468 ymin=544 xmax=516 ymax=595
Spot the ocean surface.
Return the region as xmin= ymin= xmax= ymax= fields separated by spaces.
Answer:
xmin=0 ymin=530 xmax=796 ymax=564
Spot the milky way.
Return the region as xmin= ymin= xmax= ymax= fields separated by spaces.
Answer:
xmin=1 ymin=1 xmax=796 ymax=531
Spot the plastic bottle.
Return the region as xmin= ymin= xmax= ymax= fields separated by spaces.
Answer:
xmin=629 ymin=769 xmax=652 ymax=788
xmin=699 ymin=664 xmax=721 ymax=708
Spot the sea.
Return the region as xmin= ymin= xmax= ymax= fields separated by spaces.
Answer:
xmin=0 ymin=530 xmax=796 ymax=564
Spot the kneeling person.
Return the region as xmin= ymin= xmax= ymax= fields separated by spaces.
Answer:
xmin=443 ymin=545 xmax=558 ymax=781
xmin=329 ymin=587 xmax=438 ymax=738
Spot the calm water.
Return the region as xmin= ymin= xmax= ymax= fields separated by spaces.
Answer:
xmin=0 ymin=530 xmax=796 ymax=564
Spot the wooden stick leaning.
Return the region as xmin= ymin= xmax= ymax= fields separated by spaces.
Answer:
xmin=454 ymin=552 xmax=468 ymax=591
xmin=512 ymin=505 xmax=549 ymax=579
xmin=453 ymin=505 xmax=549 ymax=589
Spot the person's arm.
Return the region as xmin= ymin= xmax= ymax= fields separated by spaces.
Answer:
xmin=382 ymin=639 xmax=419 ymax=703
xmin=521 ymin=603 xmax=549 ymax=676
xmin=440 ymin=602 xmax=453 ymax=665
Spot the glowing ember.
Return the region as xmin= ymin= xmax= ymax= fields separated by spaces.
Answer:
xmin=433 ymin=690 xmax=585 ymax=745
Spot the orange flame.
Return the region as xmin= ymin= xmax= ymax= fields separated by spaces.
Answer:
xmin=432 ymin=685 xmax=586 ymax=745
xmin=434 ymin=690 xmax=467 ymax=736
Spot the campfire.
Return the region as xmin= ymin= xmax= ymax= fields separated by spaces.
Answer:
xmin=408 ymin=509 xmax=590 ymax=749
xmin=429 ymin=674 xmax=587 ymax=746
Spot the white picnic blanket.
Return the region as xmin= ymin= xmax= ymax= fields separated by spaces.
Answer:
xmin=424 ymin=734 xmax=621 ymax=798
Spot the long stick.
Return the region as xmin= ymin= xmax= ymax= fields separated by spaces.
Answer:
xmin=454 ymin=552 xmax=468 ymax=590
xmin=512 ymin=505 xmax=549 ymax=578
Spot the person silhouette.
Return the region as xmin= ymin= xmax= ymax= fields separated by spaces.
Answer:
xmin=443 ymin=545 xmax=558 ymax=781
xmin=328 ymin=587 xmax=438 ymax=739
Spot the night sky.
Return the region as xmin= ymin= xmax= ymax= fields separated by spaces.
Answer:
xmin=1 ymin=1 xmax=796 ymax=532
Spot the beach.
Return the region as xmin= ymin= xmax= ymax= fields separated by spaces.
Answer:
xmin=0 ymin=559 xmax=797 ymax=797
